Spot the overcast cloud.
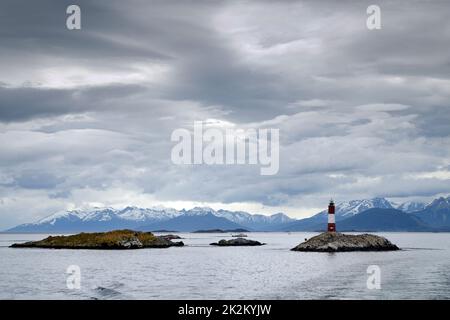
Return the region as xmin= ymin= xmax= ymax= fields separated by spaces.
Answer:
xmin=1 ymin=0 xmax=450 ymax=228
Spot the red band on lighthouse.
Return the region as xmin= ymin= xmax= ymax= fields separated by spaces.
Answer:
xmin=327 ymin=199 xmax=336 ymax=232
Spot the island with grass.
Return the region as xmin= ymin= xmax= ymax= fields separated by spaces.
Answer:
xmin=10 ymin=230 xmax=184 ymax=249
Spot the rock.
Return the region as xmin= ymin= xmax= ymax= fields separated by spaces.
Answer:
xmin=193 ymin=229 xmax=227 ymax=233
xmin=231 ymin=233 xmax=248 ymax=237
xmin=210 ymin=237 xmax=265 ymax=246
xmin=193 ymin=228 xmax=250 ymax=233
xmin=158 ymin=234 xmax=182 ymax=240
xmin=291 ymin=232 xmax=399 ymax=252
xmin=10 ymin=230 xmax=184 ymax=249
xmin=169 ymin=241 xmax=184 ymax=247
xmin=118 ymin=238 xmax=143 ymax=249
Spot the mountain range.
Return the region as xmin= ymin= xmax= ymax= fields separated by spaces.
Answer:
xmin=6 ymin=206 xmax=295 ymax=233
xmin=4 ymin=196 xmax=450 ymax=233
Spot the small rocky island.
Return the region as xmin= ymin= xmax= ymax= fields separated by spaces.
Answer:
xmin=193 ymin=228 xmax=249 ymax=233
xmin=10 ymin=230 xmax=184 ymax=249
xmin=291 ymin=232 xmax=399 ymax=252
xmin=210 ymin=237 xmax=264 ymax=246
xmin=158 ymin=234 xmax=182 ymax=241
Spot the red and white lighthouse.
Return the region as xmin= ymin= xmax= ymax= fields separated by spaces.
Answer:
xmin=327 ymin=199 xmax=336 ymax=232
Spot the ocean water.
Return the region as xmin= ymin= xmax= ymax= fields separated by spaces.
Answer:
xmin=0 ymin=232 xmax=449 ymax=300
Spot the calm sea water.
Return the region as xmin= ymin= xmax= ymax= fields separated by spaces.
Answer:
xmin=0 ymin=232 xmax=449 ymax=299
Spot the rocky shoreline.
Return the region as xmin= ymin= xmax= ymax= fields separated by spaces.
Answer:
xmin=291 ymin=232 xmax=399 ymax=252
xmin=10 ymin=230 xmax=184 ymax=249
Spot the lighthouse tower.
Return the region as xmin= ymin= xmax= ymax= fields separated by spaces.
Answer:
xmin=327 ymin=199 xmax=336 ymax=232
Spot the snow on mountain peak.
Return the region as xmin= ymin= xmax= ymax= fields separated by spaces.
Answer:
xmin=36 ymin=208 xmax=95 ymax=225
xmin=426 ymin=196 xmax=450 ymax=210
xmin=185 ymin=207 xmax=216 ymax=216
xmin=331 ymin=197 xmax=394 ymax=218
xmin=117 ymin=206 xmax=181 ymax=221
xmin=33 ymin=206 xmax=183 ymax=226
xmin=214 ymin=209 xmax=294 ymax=226
xmin=396 ymin=201 xmax=426 ymax=213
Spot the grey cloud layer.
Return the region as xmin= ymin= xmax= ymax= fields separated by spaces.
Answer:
xmin=1 ymin=0 xmax=450 ymax=227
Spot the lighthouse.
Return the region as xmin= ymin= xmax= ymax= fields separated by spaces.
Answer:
xmin=327 ymin=199 xmax=336 ymax=232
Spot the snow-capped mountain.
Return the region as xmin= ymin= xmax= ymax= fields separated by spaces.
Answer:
xmin=337 ymin=197 xmax=395 ymax=217
xmin=316 ymin=197 xmax=395 ymax=219
xmin=35 ymin=208 xmax=94 ymax=225
xmin=33 ymin=206 xmax=181 ymax=226
xmin=5 ymin=206 xmax=294 ymax=233
xmin=280 ymin=197 xmax=397 ymax=231
xmin=313 ymin=197 xmax=430 ymax=220
xmin=7 ymin=206 xmax=183 ymax=233
xmin=414 ymin=196 xmax=450 ymax=228
xmin=424 ymin=196 xmax=450 ymax=211
xmin=174 ymin=207 xmax=294 ymax=230
xmin=181 ymin=207 xmax=216 ymax=216
xmin=395 ymin=201 xmax=426 ymax=213
xmin=7 ymin=196 xmax=448 ymax=233
xmin=116 ymin=206 xmax=181 ymax=221
xmin=280 ymin=196 xmax=450 ymax=232
xmin=214 ymin=209 xmax=294 ymax=230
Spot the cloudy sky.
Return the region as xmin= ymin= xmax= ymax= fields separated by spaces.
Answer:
xmin=1 ymin=0 xmax=450 ymax=229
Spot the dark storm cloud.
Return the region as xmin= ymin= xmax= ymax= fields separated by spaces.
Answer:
xmin=0 ymin=0 xmax=171 ymax=61
xmin=0 ymin=0 xmax=303 ymax=122
xmin=410 ymin=105 xmax=450 ymax=138
xmin=0 ymin=86 xmax=76 ymax=121
xmin=0 ymin=84 xmax=149 ymax=122
xmin=14 ymin=170 xmax=65 ymax=190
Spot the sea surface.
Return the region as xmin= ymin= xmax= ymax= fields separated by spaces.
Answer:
xmin=0 ymin=232 xmax=449 ymax=299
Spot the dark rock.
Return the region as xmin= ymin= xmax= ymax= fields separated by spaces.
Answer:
xmin=226 ymin=228 xmax=250 ymax=233
xmin=193 ymin=228 xmax=250 ymax=233
xmin=231 ymin=233 xmax=248 ymax=237
xmin=210 ymin=237 xmax=264 ymax=246
xmin=10 ymin=229 xmax=184 ymax=249
xmin=291 ymin=232 xmax=399 ymax=252
xmin=169 ymin=241 xmax=184 ymax=247
xmin=194 ymin=229 xmax=227 ymax=233
xmin=158 ymin=234 xmax=182 ymax=240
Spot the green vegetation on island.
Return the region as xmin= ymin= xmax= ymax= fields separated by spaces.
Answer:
xmin=10 ymin=230 xmax=184 ymax=249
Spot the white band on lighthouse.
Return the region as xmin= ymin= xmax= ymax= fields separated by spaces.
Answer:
xmin=328 ymin=214 xmax=335 ymax=224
